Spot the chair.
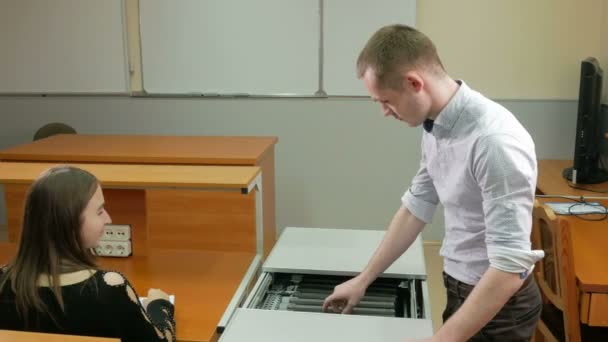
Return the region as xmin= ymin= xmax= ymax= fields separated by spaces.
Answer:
xmin=33 ymin=122 xmax=76 ymax=141
xmin=531 ymin=200 xmax=581 ymax=342
xmin=532 ymin=201 xmax=608 ymax=341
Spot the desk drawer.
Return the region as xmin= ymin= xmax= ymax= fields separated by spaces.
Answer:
xmin=588 ymin=293 xmax=608 ymax=327
xmin=219 ymin=272 xmax=433 ymax=342
xmin=580 ymin=292 xmax=608 ymax=327
xmin=218 ymin=227 xmax=434 ymax=341
xmin=246 ymin=272 xmax=430 ymax=319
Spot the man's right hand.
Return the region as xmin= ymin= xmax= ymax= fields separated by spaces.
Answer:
xmin=322 ymin=276 xmax=367 ymax=314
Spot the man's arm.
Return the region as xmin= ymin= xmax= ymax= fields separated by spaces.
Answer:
xmin=358 ymin=206 xmax=425 ymax=287
xmin=434 ymin=267 xmax=524 ymax=342
xmin=324 ymin=138 xmax=438 ymax=313
xmin=323 ymin=206 xmax=425 ymax=313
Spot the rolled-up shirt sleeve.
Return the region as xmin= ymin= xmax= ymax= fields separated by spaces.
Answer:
xmin=474 ymin=134 xmax=544 ymax=275
xmin=402 ymin=141 xmax=440 ymax=224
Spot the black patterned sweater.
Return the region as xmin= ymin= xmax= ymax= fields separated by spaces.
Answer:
xmin=0 ymin=269 xmax=175 ymax=342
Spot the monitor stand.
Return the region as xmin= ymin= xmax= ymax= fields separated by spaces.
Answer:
xmin=562 ymin=167 xmax=608 ymax=184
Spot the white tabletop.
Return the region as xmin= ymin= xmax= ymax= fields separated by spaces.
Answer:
xmin=263 ymin=227 xmax=427 ymax=278
xmin=219 ymin=308 xmax=433 ymax=342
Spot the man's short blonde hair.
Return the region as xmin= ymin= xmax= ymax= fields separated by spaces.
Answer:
xmin=357 ymin=24 xmax=445 ymax=89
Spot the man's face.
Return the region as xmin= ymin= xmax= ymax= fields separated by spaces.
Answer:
xmin=362 ymin=69 xmax=429 ymax=127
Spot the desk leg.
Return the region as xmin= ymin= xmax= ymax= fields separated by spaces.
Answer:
xmin=258 ymin=151 xmax=276 ymax=258
xmin=581 ymin=292 xmax=591 ymax=324
xmin=253 ymin=174 xmax=264 ymax=257
xmin=216 ymin=254 xmax=262 ymax=334
xmin=214 ymin=173 xmax=265 ymax=335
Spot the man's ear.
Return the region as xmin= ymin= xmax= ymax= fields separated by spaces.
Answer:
xmin=403 ymin=71 xmax=424 ymax=93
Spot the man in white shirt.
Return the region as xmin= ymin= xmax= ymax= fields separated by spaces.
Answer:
xmin=323 ymin=24 xmax=544 ymax=341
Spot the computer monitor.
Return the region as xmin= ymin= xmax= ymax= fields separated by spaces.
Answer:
xmin=562 ymin=57 xmax=608 ymax=184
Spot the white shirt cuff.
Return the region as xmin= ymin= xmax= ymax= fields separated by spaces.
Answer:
xmin=401 ymin=189 xmax=437 ymax=224
xmin=488 ymin=245 xmax=545 ymax=275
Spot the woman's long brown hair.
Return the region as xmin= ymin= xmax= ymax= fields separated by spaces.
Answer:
xmin=0 ymin=166 xmax=99 ymax=326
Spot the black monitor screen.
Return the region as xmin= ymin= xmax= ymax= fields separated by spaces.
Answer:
xmin=563 ymin=57 xmax=608 ymax=184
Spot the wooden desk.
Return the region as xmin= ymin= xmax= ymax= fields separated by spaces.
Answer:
xmin=537 ymin=160 xmax=608 ymax=327
xmin=0 ymin=135 xmax=278 ymax=257
xmin=0 ymin=162 xmax=264 ymax=341
xmin=0 ymin=135 xmax=276 ymax=165
xmin=0 ymin=162 xmax=263 ymax=256
xmin=536 ymin=159 xmax=608 ymax=197
xmin=0 ymin=329 xmax=118 ymax=342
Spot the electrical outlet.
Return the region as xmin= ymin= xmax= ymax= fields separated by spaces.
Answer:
xmin=102 ymin=224 xmax=131 ymax=241
xmin=97 ymin=224 xmax=132 ymax=257
xmin=95 ymin=240 xmax=132 ymax=257
xmin=113 ymin=225 xmax=131 ymax=241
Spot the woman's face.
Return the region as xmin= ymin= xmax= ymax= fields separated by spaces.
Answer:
xmin=80 ymin=185 xmax=112 ymax=249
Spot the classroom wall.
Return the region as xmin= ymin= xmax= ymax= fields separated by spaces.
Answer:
xmin=0 ymin=0 xmax=605 ymax=242
xmin=417 ymin=0 xmax=604 ymax=100
xmin=0 ymin=97 xmax=578 ymax=242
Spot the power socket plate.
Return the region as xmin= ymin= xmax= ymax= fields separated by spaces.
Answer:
xmin=102 ymin=224 xmax=132 ymax=241
xmin=95 ymin=240 xmax=132 ymax=257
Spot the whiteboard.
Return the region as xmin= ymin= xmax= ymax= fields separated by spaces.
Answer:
xmin=140 ymin=0 xmax=319 ymax=95
xmin=324 ymin=0 xmax=416 ymax=96
xmin=0 ymin=0 xmax=128 ymax=93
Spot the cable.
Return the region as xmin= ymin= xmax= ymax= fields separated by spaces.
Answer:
xmin=566 ymin=201 xmax=607 ymax=221
xmin=535 ymin=195 xmax=585 ymax=201
xmin=534 ymin=194 xmax=608 ymax=221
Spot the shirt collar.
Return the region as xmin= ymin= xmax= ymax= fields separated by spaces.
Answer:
xmin=427 ymin=80 xmax=468 ymax=136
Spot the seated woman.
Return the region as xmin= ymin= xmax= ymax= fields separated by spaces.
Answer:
xmin=0 ymin=166 xmax=175 ymax=341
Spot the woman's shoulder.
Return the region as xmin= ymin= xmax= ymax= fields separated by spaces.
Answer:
xmin=93 ymin=270 xmax=144 ymax=308
xmin=94 ymin=270 xmax=140 ymax=298
xmin=95 ymin=270 xmax=132 ymax=287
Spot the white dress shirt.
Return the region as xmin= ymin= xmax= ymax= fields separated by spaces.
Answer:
xmin=402 ymin=81 xmax=544 ymax=285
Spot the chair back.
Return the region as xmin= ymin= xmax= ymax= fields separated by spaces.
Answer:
xmin=531 ymin=200 xmax=582 ymax=342
xmin=532 ymin=200 xmax=563 ymax=309
xmin=33 ymin=122 xmax=76 ymax=141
